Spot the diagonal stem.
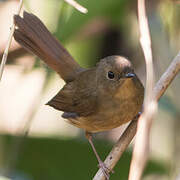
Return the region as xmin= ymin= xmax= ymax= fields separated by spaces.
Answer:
xmin=0 ymin=0 xmax=24 ymax=81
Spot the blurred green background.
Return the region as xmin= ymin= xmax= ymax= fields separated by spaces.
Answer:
xmin=0 ymin=0 xmax=179 ymax=179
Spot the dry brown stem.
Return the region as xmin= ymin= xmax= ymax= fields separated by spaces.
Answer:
xmin=128 ymin=0 xmax=157 ymax=179
xmin=93 ymin=51 xmax=180 ymax=180
xmin=64 ymin=0 xmax=88 ymax=14
xmin=0 ymin=0 xmax=23 ymax=81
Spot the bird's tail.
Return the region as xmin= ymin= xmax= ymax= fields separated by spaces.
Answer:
xmin=14 ymin=11 xmax=82 ymax=82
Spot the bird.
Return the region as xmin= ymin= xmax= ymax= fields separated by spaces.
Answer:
xmin=13 ymin=11 xmax=144 ymax=179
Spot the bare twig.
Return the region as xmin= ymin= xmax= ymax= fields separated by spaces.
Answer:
xmin=93 ymin=53 xmax=180 ymax=180
xmin=93 ymin=119 xmax=138 ymax=180
xmin=64 ymin=0 xmax=88 ymax=14
xmin=128 ymin=0 xmax=158 ymax=179
xmin=137 ymin=0 xmax=154 ymax=103
xmin=0 ymin=0 xmax=23 ymax=81
xmin=153 ymin=52 xmax=180 ymax=101
xmin=128 ymin=105 xmax=157 ymax=180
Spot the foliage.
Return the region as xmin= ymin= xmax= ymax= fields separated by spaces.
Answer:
xmin=3 ymin=135 xmax=168 ymax=180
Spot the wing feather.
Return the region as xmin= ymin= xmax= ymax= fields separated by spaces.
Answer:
xmin=47 ymin=70 xmax=97 ymax=117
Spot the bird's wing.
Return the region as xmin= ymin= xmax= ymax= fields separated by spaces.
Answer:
xmin=47 ymin=80 xmax=97 ymax=117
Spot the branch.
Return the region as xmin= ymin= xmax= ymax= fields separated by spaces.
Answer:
xmin=0 ymin=0 xmax=23 ymax=81
xmin=128 ymin=0 xmax=157 ymax=179
xmin=64 ymin=0 xmax=88 ymax=14
xmin=153 ymin=52 xmax=180 ymax=101
xmin=93 ymin=51 xmax=180 ymax=180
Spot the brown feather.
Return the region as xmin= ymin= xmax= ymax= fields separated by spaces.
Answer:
xmin=14 ymin=11 xmax=83 ymax=82
xmin=47 ymin=69 xmax=98 ymax=116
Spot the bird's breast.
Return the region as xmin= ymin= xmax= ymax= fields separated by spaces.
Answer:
xmin=68 ymin=78 xmax=144 ymax=133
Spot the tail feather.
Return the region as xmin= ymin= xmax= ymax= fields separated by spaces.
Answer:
xmin=14 ymin=11 xmax=83 ymax=82
xmin=14 ymin=30 xmax=46 ymax=60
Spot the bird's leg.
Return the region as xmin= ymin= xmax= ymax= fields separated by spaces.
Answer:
xmin=85 ymin=131 xmax=113 ymax=180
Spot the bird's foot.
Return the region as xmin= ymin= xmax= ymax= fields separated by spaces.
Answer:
xmin=98 ymin=161 xmax=114 ymax=180
xmin=134 ymin=111 xmax=142 ymax=120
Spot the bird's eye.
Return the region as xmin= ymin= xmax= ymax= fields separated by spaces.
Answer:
xmin=107 ymin=71 xmax=115 ymax=79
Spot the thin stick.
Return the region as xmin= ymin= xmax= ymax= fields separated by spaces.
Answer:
xmin=64 ymin=0 xmax=88 ymax=14
xmin=153 ymin=52 xmax=180 ymax=101
xmin=0 ymin=0 xmax=23 ymax=81
xmin=138 ymin=0 xmax=154 ymax=103
xmin=128 ymin=0 xmax=158 ymax=179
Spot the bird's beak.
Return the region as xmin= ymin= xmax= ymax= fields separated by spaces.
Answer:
xmin=125 ymin=73 xmax=135 ymax=78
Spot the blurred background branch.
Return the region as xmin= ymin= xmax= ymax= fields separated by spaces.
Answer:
xmin=64 ymin=0 xmax=87 ymax=14
xmin=129 ymin=0 xmax=157 ymax=179
xmin=0 ymin=0 xmax=23 ymax=80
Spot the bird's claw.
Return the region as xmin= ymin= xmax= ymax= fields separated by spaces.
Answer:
xmin=98 ymin=161 xmax=114 ymax=180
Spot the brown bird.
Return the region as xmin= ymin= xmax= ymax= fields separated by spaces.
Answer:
xmin=14 ymin=11 xmax=144 ymax=179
